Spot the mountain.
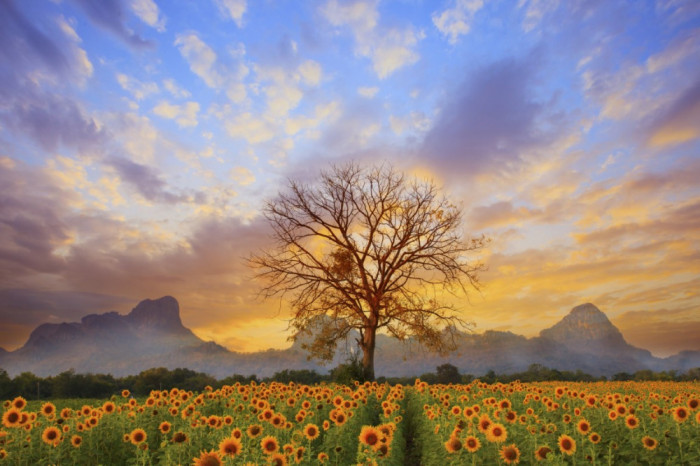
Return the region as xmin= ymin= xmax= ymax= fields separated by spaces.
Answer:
xmin=0 ymin=298 xmax=698 ymax=378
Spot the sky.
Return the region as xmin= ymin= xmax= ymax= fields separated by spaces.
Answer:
xmin=1 ymin=0 xmax=699 ymax=358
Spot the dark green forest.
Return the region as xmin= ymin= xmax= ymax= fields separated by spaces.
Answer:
xmin=1 ymin=363 xmax=698 ymax=400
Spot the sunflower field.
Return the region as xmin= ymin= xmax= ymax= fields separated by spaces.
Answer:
xmin=0 ymin=379 xmax=698 ymax=465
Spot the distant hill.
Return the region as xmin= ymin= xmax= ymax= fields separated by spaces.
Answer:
xmin=0 ymin=297 xmax=697 ymax=378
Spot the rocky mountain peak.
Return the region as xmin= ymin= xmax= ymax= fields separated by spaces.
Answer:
xmin=126 ymin=296 xmax=185 ymax=332
xmin=540 ymin=303 xmax=625 ymax=348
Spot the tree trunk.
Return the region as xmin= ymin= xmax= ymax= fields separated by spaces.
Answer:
xmin=361 ymin=325 xmax=376 ymax=381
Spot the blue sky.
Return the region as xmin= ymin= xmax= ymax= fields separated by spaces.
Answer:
xmin=1 ymin=0 xmax=699 ymax=356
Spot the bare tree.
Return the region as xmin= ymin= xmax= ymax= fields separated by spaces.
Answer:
xmin=250 ymin=162 xmax=487 ymax=380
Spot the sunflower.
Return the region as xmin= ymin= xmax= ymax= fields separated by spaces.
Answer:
xmin=268 ymin=452 xmax=288 ymax=466
xmin=261 ymin=435 xmax=279 ymax=454
xmin=486 ymin=423 xmax=508 ymax=443
xmin=11 ymin=397 xmax=26 ymax=410
xmin=0 ymin=449 xmax=6 ymax=459
xmin=317 ymin=452 xmax=328 ymax=463
xmin=673 ymin=407 xmax=689 ymax=423
xmin=688 ymin=398 xmax=699 ymax=410
xmin=588 ymin=432 xmax=601 ymax=444
xmin=42 ymin=426 xmax=62 ymax=446
xmin=40 ymin=402 xmax=56 ymax=418
xmin=102 ymin=401 xmax=116 ymax=414
xmin=219 ymin=437 xmax=242 ymax=457
xmin=444 ymin=436 xmax=462 ymax=453
xmin=359 ymin=425 xmax=381 ymax=449
xmin=121 ymin=389 xmax=130 ymax=398
xmin=558 ymin=434 xmax=576 ymax=455
xmin=500 ymin=444 xmax=521 ymax=464
xmin=192 ymin=449 xmax=222 ymax=466
xmin=576 ymin=419 xmax=591 ymax=435
xmin=625 ymin=414 xmax=639 ymax=429
xmin=477 ymin=413 xmax=492 ymax=433
xmin=641 ymin=435 xmax=658 ymax=451
xmin=303 ymin=423 xmax=320 ymax=440
xmin=172 ymin=431 xmax=188 ymax=443
xmin=129 ymin=428 xmax=147 ymax=445
xmin=158 ymin=421 xmax=171 ymax=434
xmin=294 ymin=446 xmax=305 ymax=464
xmin=71 ymin=435 xmax=82 ymax=448
xmin=247 ymin=424 xmax=263 ymax=438
xmin=534 ymin=446 xmax=551 ymax=461
xmin=1 ymin=408 xmax=22 ymax=428
xmin=464 ymin=435 xmax=481 ymax=453
xmin=333 ymin=411 xmax=347 ymax=426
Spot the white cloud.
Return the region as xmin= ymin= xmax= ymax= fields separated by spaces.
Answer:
xmin=370 ymin=29 xmax=423 ymax=79
xmin=321 ymin=0 xmax=378 ymax=35
xmin=320 ymin=0 xmax=422 ymax=79
xmin=432 ymin=0 xmax=484 ymax=44
xmin=297 ymin=60 xmax=322 ymax=86
xmin=284 ymin=101 xmax=341 ymax=135
xmin=230 ymin=166 xmax=255 ymax=186
xmin=163 ymin=79 xmax=191 ymax=98
xmin=175 ymin=33 xmax=248 ymax=103
xmin=358 ymin=86 xmax=379 ymax=98
xmin=117 ymin=73 xmax=159 ymax=101
xmin=518 ymin=0 xmax=560 ymax=33
xmin=216 ymin=0 xmax=247 ymax=27
xmin=389 ymin=111 xmax=431 ymax=135
xmin=56 ymin=15 xmax=81 ymax=42
xmin=175 ymin=33 xmax=223 ymax=88
xmin=153 ymin=101 xmax=200 ymax=127
xmin=130 ymin=0 xmax=166 ymax=32
xmin=226 ymin=113 xmax=275 ymax=144
xmin=56 ymin=16 xmax=94 ymax=85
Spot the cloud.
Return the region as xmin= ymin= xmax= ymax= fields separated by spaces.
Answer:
xmin=358 ymin=87 xmax=379 ymax=98
xmin=0 ymin=88 xmax=106 ymax=153
xmin=175 ymin=33 xmax=223 ymax=88
xmin=129 ymin=0 xmax=166 ymax=32
xmin=518 ymin=0 xmax=560 ymax=33
xmin=72 ymin=0 xmax=153 ymax=49
xmin=230 ymin=166 xmax=255 ymax=186
xmin=0 ymin=1 xmax=93 ymax=85
xmin=116 ymin=73 xmax=160 ymax=101
xmin=432 ymin=0 xmax=484 ymax=44
xmin=108 ymin=157 xmax=195 ymax=204
xmin=225 ymin=112 xmax=275 ymax=144
xmin=421 ymin=56 xmax=558 ymax=179
xmin=320 ymin=0 xmax=423 ymax=79
xmin=297 ymin=60 xmax=322 ymax=86
xmin=175 ymin=32 xmax=249 ymax=103
xmin=468 ymin=201 xmax=543 ymax=230
xmin=647 ymin=79 xmax=700 ymax=147
xmin=153 ymin=100 xmax=200 ymax=127
xmin=162 ymin=79 xmax=191 ymax=98
xmin=614 ymin=306 xmax=700 ymax=357
xmin=0 ymin=160 xmax=74 ymax=282
xmin=215 ymin=0 xmax=247 ymax=28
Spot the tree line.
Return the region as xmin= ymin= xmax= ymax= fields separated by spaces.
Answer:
xmin=1 ymin=364 xmax=698 ymax=400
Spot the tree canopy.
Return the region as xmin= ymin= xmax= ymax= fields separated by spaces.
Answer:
xmin=251 ymin=162 xmax=488 ymax=379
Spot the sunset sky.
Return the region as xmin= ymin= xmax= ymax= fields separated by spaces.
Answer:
xmin=1 ymin=0 xmax=699 ymax=358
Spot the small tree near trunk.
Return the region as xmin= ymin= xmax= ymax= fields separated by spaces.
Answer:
xmin=250 ymin=162 xmax=487 ymax=380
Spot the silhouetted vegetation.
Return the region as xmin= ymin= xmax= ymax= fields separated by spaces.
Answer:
xmin=1 ymin=364 xmax=698 ymax=399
